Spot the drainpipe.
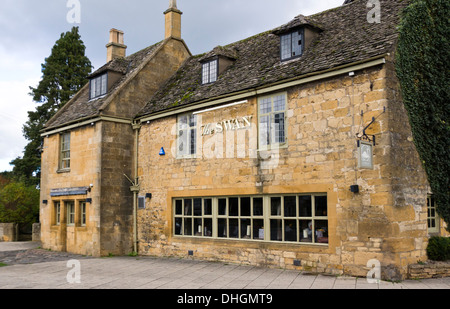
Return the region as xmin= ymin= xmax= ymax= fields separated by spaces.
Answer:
xmin=130 ymin=121 xmax=141 ymax=254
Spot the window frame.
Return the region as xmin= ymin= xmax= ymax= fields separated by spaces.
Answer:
xmin=80 ymin=201 xmax=87 ymax=227
xmin=54 ymin=201 xmax=61 ymax=226
xmin=176 ymin=113 xmax=197 ymax=159
xmin=427 ymin=195 xmax=440 ymax=234
xmin=59 ymin=132 xmax=71 ymax=171
xmin=201 ymin=59 xmax=218 ymax=84
xmin=280 ymin=28 xmax=304 ymax=61
xmin=258 ymin=92 xmax=288 ymax=150
xmin=89 ymin=73 xmax=108 ymax=100
xmin=66 ymin=201 xmax=75 ymax=226
xmin=173 ymin=194 xmax=328 ymax=245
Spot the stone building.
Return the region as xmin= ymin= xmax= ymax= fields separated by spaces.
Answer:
xmin=39 ymin=0 xmax=447 ymax=280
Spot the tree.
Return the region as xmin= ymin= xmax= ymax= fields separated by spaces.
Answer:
xmin=396 ymin=0 xmax=450 ymax=231
xmin=10 ymin=26 xmax=92 ymax=185
xmin=0 ymin=182 xmax=40 ymax=226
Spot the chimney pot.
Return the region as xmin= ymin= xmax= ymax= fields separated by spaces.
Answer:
xmin=106 ymin=28 xmax=127 ymax=62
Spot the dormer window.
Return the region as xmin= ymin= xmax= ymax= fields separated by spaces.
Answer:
xmin=90 ymin=73 xmax=108 ymax=99
xmin=202 ymin=59 xmax=218 ymax=84
xmin=280 ymin=29 xmax=304 ymax=61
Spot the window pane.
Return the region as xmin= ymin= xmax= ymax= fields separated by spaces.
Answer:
xmin=253 ymin=198 xmax=263 ymax=216
xmin=101 ymin=74 xmax=107 ymax=95
xmin=284 ymin=196 xmax=296 ymax=217
xmin=292 ymin=31 xmax=302 ymax=57
xmin=175 ymin=200 xmax=182 ymax=215
xmin=210 ymin=60 xmax=217 ymax=83
xmin=285 ymin=220 xmax=297 ymax=242
xmin=175 ymin=218 xmax=182 ymax=235
xmin=271 ymin=197 xmax=281 ymax=216
xmin=204 ymin=218 xmax=212 ymax=237
xmin=315 ymin=196 xmax=328 ymax=216
xmin=229 ymin=219 xmax=239 ymax=238
xmin=218 ymin=219 xmax=227 ymax=238
xmin=190 ymin=128 xmax=196 ymax=155
xmin=273 ymin=112 xmax=285 ymax=144
xmin=218 ymin=198 xmax=227 ymax=215
xmin=270 ymin=219 xmax=282 ymax=241
xmin=229 ymin=198 xmax=239 ymax=216
xmin=184 ymin=218 xmax=192 ymax=236
xmin=202 ymin=62 xmax=209 ymax=84
xmin=299 ymin=195 xmax=312 ymax=217
xmin=204 ymin=199 xmax=212 ymax=215
xmin=259 ymin=115 xmax=270 ymax=146
xmin=315 ymin=220 xmax=328 ymax=244
xmin=273 ymin=95 xmax=286 ymax=112
xmin=281 ymin=33 xmax=291 ymax=60
xmin=241 ymin=219 xmax=251 ymax=239
xmin=241 ymin=197 xmax=251 ymax=216
xmin=194 ymin=218 xmax=202 ymax=236
xmin=184 ymin=199 xmax=192 ymax=216
xmin=194 ymin=198 xmax=202 ymax=216
xmin=253 ymin=219 xmax=264 ymax=240
xmin=260 ymin=98 xmax=272 ymax=114
xmin=300 ymin=220 xmax=312 ymax=242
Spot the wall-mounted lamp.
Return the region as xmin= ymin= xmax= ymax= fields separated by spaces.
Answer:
xmin=350 ymin=185 xmax=359 ymax=193
xmin=86 ymin=198 xmax=92 ymax=203
xmin=145 ymin=193 xmax=152 ymax=199
xmin=159 ymin=147 xmax=165 ymax=156
xmin=43 ymin=200 xmax=48 ymax=205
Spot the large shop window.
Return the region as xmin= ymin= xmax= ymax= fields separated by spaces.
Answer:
xmin=173 ymin=194 xmax=328 ymax=244
xmin=258 ymin=93 xmax=287 ymax=149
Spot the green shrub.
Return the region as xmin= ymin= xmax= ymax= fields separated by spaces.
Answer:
xmin=426 ymin=236 xmax=450 ymax=261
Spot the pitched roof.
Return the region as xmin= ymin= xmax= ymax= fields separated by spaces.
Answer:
xmin=138 ymin=0 xmax=408 ymax=117
xmin=43 ymin=41 xmax=164 ymax=130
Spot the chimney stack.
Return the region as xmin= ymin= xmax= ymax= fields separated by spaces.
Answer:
xmin=164 ymin=0 xmax=182 ymax=39
xmin=106 ymin=29 xmax=127 ymax=62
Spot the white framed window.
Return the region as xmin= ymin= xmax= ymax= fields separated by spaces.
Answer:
xmin=280 ymin=29 xmax=304 ymax=61
xmin=177 ymin=113 xmax=197 ymax=158
xmin=59 ymin=132 xmax=71 ymax=171
xmin=173 ymin=194 xmax=328 ymax=244
xmin=202 ymin=59 xmax=218 ymax=84
xmin=54 ymin=202 xmax=61 ymax=226
xmin=427 ymin=195 xmax=439 ymax=234
xmin=66 ymin=201 xmax=75 ymax=226
xmin=258 ymin=93 xmax=287 ymax=149
xmin=89 ymin=73 xmax=108 ymax=99
xmin=80 ymin=201 xmax=87 ymax=226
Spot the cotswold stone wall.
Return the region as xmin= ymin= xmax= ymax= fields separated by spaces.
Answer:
xmin=137 ymin=62 xmax=430 ymax=280
xmin=0 ymin=223 xmax=18 ymax=242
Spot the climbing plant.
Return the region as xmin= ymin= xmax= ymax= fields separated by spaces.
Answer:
xmin=396 ymin=0 xmax=450 ymax=231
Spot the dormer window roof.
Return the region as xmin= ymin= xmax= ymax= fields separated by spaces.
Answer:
xmin=200 ymin=46 xmax=238 ymax=85
xmin=274 ymin=14 xmax=322 ymax=62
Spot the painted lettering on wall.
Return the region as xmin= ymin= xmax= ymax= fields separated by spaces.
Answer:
xmin=201 ymin=115 xmax=253 ymax=136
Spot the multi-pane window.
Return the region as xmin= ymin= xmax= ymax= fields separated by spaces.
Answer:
xmin=427 ymin=195 xmax=439 ymax=234
xmin=202 ymin=59 xmax=218 ymax=84
xmin=177 ymin=114 xmax=197 ymax=158
xmin=173 ymin=194 xmax=328 ymax=244
xmin=259 ymin=93 xmax=287 ymax=149
xmin=66 ymin=201 xmax=75 ymax=225
xmin=80 ymin=201 xmax=87 ymax=226
xmin=60 ymin=132 xmax=71 ymax=170
xmin=280 ymin=29 xmax=303 ymax=61
xmin=89 ymin=73 xmax=108 ymax=99
xmin=54 ymin=202 xmax=61 ymax=226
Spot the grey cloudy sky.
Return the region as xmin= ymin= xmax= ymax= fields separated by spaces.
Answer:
xmin=0 ymin=0 xmax=344 ymax=172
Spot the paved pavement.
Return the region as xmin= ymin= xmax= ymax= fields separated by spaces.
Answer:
xmin=0 ymin=242 xmax=449 ymax=290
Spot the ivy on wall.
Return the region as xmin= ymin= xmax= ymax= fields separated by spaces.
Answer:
xmin=396 ymin=0 xmax=450 ymax=231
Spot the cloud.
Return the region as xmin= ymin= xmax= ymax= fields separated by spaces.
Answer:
xmin=0 ymin=0 xmax=345 ymax=172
